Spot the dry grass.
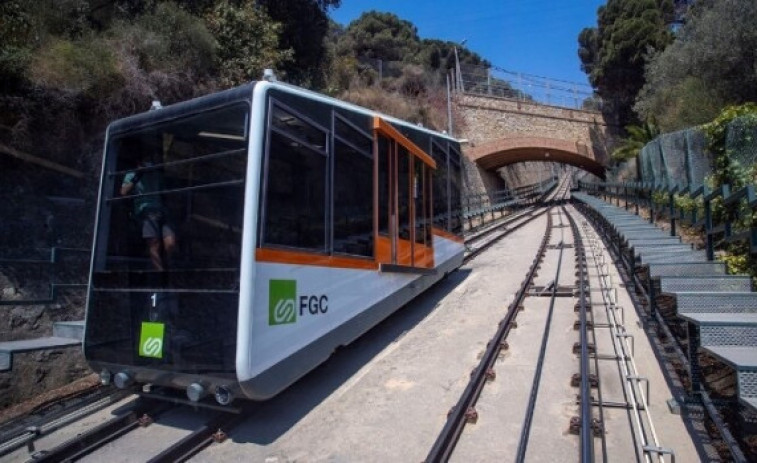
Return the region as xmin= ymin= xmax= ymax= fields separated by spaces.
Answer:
xmin=338 ymin=85 xmax=452 ymax=133
xmin=0 ymin=373 xmax=100 ymax=425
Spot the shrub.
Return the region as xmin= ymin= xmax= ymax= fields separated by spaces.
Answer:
xmin=205 ymin=0 xmax=292 ymax=88
xmin=702 ymin=103 xmax=757 ymax=189
xmin=30 ymin=37 xmax=122 ymax=95
xmin=112 ymin=2 xmax=216 ymax=78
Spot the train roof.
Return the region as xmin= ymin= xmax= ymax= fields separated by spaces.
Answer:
xmin=106 ymin=83 xmax=256 ymax=136
xmin=105 ymin=80 xmax=460 ymax=145
xmin=260 ymin=81 xmax=461 ymax=144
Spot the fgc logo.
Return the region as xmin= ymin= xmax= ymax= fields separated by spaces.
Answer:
xmin=138 ymin=322 xmax=165 ymax=358
xmin=269 ymin=279 xmax=328 ymax=325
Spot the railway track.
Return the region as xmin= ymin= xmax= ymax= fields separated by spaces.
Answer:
xmin=12 ymin=388 xmax=262 ymax=463
xmin=2 ymin=178 xmax=692 ymax=462
xmin=3 ymin=206 xmax=563 ymax=462
xmin=427 ymin=206 xmax=556 ymax=461
xmin=462 ymin=175 xmax=572 ymax=263
xmin=426 ymin=204 xmax=680 ymax=462
xmin=0 ymin=386 xmax=130 ymax=460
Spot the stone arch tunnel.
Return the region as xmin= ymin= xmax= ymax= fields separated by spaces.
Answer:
xmin=454 ymin=93 xmax=615 ymax=192
xmin=466 ymin=136 xmax=607 ymax=180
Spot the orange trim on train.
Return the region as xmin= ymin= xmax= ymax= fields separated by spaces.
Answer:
xmin=373 ymin=117 xmax=437 ymax=169
xmin=396 ymin=237 xmax=413 ymax=266
xmin=375 ymin=235 xmax=392 ymax=264
xmin=432 ymin=227 xmax=465 ymax=243
xmin=256 ymin=248 xmax=379 ymax=270
xmin=414 ymin=242 xmax=435 ymax=268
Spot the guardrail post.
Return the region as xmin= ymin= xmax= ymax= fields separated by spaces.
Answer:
xmin=687 ymin=322 xmax=702 ymax=393
xmin=723 ymin=184 xmax=732 ymax=240
xmin=704 ymin=185 xmax=714 ymax=261
xmin=668 ymin=186 xmax=677 ymax=237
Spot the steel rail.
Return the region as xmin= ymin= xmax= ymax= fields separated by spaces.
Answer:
xmin=147 ymin=410 xmax=249 ymax=463
xmin=514 ymin=209 xmax=568 ymax=462
xmin=425 ymin=208 xmax=554 ymax=462
xmin=463 ymin=174 xmax=572 ymax=264
xmin=464 ymin=207 xmax=536 ymax=246
xmin=583 ymin=220 xmax=652 ymax=462
xmin=462 ymin=172 xmax=570 ymax=252
xmin=33 ymin=398 xmax=174 ymax=462
xmin=579 ymin=204 xmax=671 ymax=462
xmin=574 ymin=201 xmax=747 ymax=462
xmin=463 ymin=208 xmax=550 ymax=263
xmin=565 ymin=207 xmax=596 ymax=462
xmin=0 ymin=388 xmax=129 ymax=458
xmin=577 ymin=220 xmax=611 ymax=463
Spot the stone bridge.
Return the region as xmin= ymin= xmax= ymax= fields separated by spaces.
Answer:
xmin=455 ymin=93 xmax=616 ymax=193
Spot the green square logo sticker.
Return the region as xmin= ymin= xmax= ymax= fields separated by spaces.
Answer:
xmin=269 ymin=280 xmax=296 ymax=325
xmin=139 ymin=322 xmax=165 ymax=358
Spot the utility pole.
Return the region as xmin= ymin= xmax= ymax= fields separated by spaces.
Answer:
xmin=453 ymin=39 xmax=467 ymax=93
xmin=447 ymin=73 xmax=453 ymax=136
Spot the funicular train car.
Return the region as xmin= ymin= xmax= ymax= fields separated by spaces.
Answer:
xmin=85 ymin=78 xmax=465 ymax=405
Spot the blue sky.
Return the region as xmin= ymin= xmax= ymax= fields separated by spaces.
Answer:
xmin=329 ymin=0 xmax=605 ymax=88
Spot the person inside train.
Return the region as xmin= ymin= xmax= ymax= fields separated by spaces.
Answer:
xmin=120 ymin=146 xmax=176 ymax=271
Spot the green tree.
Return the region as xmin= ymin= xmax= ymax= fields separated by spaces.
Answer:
xmin=343 ymin=11 xmax=422 ymax=62
xmin=417 ymin=39 xmax=488 ymax=72
xmin=258 ymin=0 xmax=340 ymax=88
xmin=115 ymin=2 xmax=216 ymax=78
xmin=703 ymin=103 xmax=757 ymax=189
xmin=578 ymin=0 xmax=673 ymax=126
xmin=205 ymin=0 xmax=293 ymax=88
xmin=29 ymin=37 xmax=122 ymax=96
xmin=611 ymin=118 xmax=660 ymax=161
xmin=635 ymin=0 xmax=757 ymax=131
xmin=0 ymin=1 xmax=35 ymax=91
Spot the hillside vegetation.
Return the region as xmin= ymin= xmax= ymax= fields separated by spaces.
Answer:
xmin=581 ymin=0 xmax=757 ymax=161
xmin=0 ymin=1 xmax=489 ymax=184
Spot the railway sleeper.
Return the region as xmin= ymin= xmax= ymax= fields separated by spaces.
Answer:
xmin=568 ymin=416 xmax=604 ymax=436
xmin=446 ymin=406 xmax=479 ymax=424
xmin=573 ymin=320 xmax=594 ymax=330
xmin=571 ymin=373 xmax=599 ymax=388
xmin=572 ymin=342 xmax=596 ymax=354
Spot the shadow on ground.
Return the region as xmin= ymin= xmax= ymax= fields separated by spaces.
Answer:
xmin=226 ymin=267 xmax=473 ymax=445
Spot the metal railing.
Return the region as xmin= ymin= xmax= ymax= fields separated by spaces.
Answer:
xmin=0 ymin=247 xmax=89 ymax=306
xmin=457 ymin=65 xmax=602 ymax=111
xmin=461 ymin=176 xmax=558 ymax=230
xmin=578 ymin=179 xmax=757 ymax=268
xmin=352 ymin=57 xmax=602 ymax=112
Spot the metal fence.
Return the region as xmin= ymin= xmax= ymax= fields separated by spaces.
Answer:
xmin=354 ymin=58 xmax=601 ymax=112
xmin=638 ymin=115 xmax=757 ymax=189
xmin=458 ymin=64 xmax=601 ymax=111
xmin=639 ymin=127 xmax=711 ymax=189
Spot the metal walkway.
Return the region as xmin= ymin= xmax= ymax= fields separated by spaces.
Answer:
xmin=574 ymin=192 xmax=757 ymax=414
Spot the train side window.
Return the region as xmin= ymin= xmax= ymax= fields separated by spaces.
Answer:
xmin=333 ymin=114 xmax=373 ymax=257
xmin=449 ymin=145 xmax=463 ymax=234
xmin=397 ymin=145 xmax=411 ymax=243
xmin=377 ymin=135 xmax=391 ymax=237
xmin=431 ymin=141 xmax=448 ymax=230
xmin=414 ymin=162 xmax=426 ymax=247
xmin=263 ymin=102 xmax=328 ymax=251
xmin=271 ymin=104 xmax=327 ymax=151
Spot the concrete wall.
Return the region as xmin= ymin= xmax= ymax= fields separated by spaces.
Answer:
xmin=462 ymin=153 xmax=505 ymax=196
xmin=498 ymin=162 xmax=558 ymax=189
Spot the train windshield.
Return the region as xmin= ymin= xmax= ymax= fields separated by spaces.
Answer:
xmin=86 ymin=102 xmax=249 ymax=375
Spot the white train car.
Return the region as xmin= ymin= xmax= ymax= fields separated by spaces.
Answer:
xmin=85 ymin=79 xmax=465 ymax=405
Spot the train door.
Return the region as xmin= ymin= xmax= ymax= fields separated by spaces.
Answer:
xmin=373 ymin=117 xmax=435 ymax=269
